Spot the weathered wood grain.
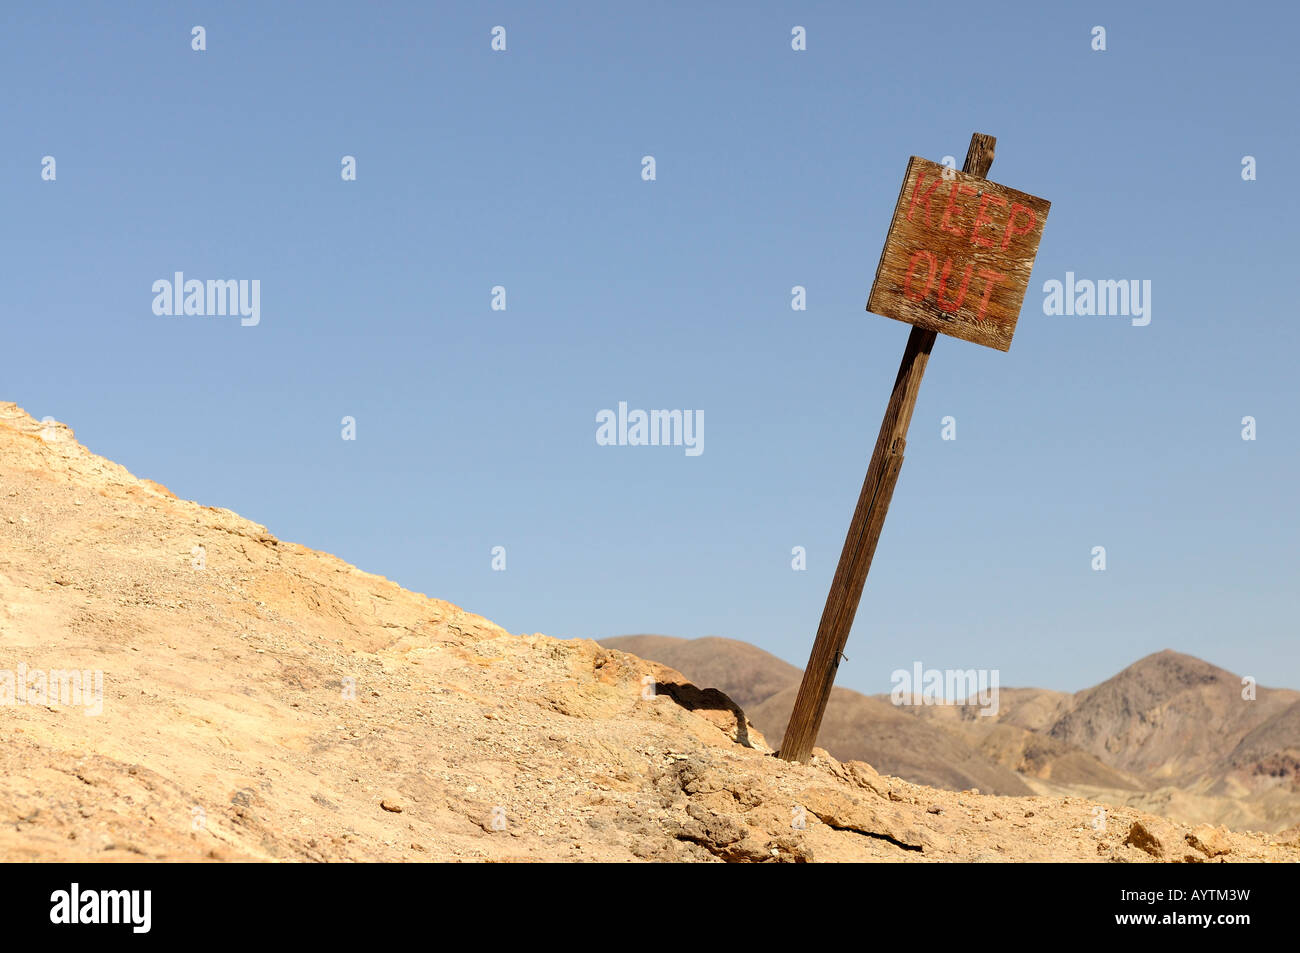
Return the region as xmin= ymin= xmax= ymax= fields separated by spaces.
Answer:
xmin=866 ymin=153 xmax=1049 ymax=351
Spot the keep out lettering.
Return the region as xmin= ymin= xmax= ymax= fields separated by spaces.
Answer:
xmin=868 ymin=156 xmax=1050 ymax=351
xmin=900 ymin=167 xmax=1038 ymax=323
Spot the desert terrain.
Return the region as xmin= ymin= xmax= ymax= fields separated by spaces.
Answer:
xmin=1 ymin=401 xmax=1295 ymax=862
xmin=601 ymin=638 xmax=1300 ymax=835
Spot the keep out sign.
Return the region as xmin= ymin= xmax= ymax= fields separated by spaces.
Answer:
xmin=867 ymin=157 xmax=1050 ymax=351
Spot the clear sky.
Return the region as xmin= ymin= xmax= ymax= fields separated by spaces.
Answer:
xmin=3 ymin=1 xmax=1296 ymax=694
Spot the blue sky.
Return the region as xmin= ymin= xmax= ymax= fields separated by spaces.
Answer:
xmin=3 ymin=1 xmax=1296 ymax=694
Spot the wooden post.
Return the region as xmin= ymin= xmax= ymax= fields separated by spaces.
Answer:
xmin=778 ymin=133 xmax=997 ymax=763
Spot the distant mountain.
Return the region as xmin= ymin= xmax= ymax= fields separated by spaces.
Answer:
xmin=1047 ymin=650 xmax=1300 ymax=782
xmin=1228 ymin=699 xmax=1300 ymax=778
xmin=905 ymin=710 xmax=1148 ymax=791
xmin=597 ymin=637 xmax=1300 ymax=832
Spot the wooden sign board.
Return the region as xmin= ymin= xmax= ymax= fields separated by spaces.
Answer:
xmin=867 ymin=157 xmax=1050 ymax=351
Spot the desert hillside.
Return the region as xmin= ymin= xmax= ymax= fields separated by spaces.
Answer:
xmin=599 ymin=636 xmax=1300 ymax=834
xmin=1 ymin=402 xmax=1296 ymax=862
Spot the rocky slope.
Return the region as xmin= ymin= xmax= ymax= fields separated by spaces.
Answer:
xmin=1 ymin=401 xmax=1295 ymax=862
xmin=599 ymin=638 xmax=1300 ymax=834
xmin=601 ymin=635 xmax=1129 ymax=796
